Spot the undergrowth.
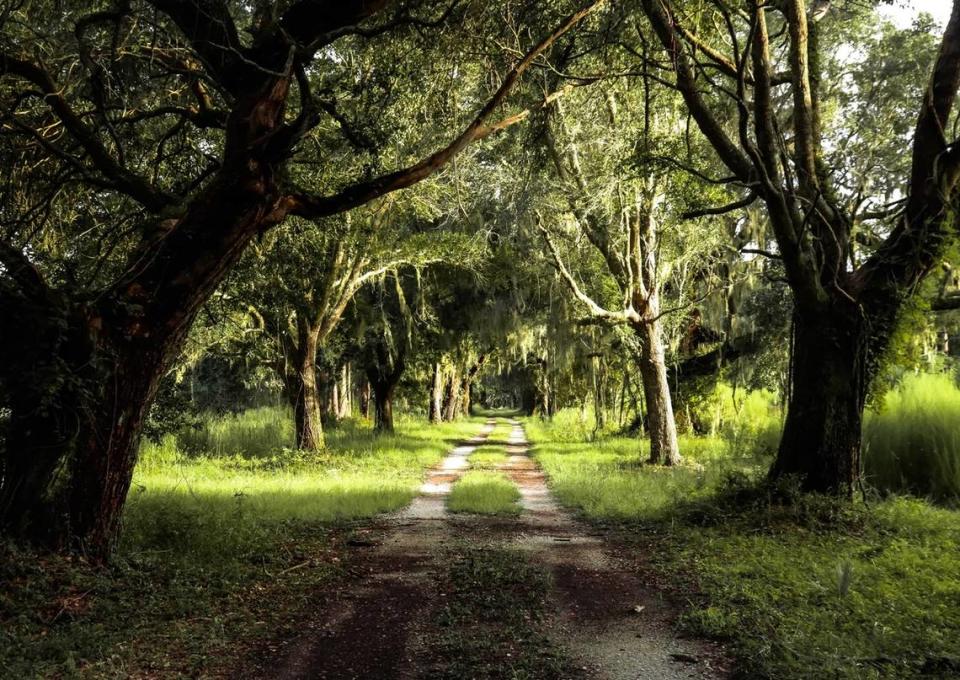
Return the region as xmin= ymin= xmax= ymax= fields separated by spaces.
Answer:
xmin=1 ymin=414 xmax=481 ymax=677
xmin=864 ymin=372 xmax=960 ymax=503
xmin=527 ymin=415 xmax=960 ymax=679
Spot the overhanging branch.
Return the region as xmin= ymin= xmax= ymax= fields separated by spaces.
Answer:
xmin=285 ymin=0 xmax=605 ymax=219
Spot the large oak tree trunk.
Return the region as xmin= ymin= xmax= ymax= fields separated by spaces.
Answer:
xmin=0 ymin=314 xmax=161 ymax=555
xmin=1 ymin=168 xmax=283 ymax=557
xmin=632 ymin=318 xmax=681 ymax=466
xmin=770 ymin=306 xmax=869 ymax=495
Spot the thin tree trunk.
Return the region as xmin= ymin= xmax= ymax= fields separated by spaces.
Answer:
xmin=429 ymin=362 xmax=443 ymax=424
xmin=539 ymin=374 xmax=551 ymax=419
xmin=338 ymin=363 xmax=352 ymax=419
xmin=360 ymin=381 xmax=371 ymax=419
xmin=633 ymin=318 xmax=681 ymax=466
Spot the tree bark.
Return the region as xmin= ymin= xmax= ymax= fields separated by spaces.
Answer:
xmin=459 ymin=354 xmax=486 ymax=418
xmin=442 ymin=368 xmax=461 ymax=422
xmin=429 ymin=362 xmax=443 ymax=424
xmin=288 ymin=323 xmax=324 ymax=451
xmin=770 ymin=306 xmax=867 ymax=495
xmin=0 ymin=319 xmax=160 ymax=555
xmin=371 ymin=380 xmax=397 ymax=432
xmin=360 ymin=381 xmax=371 ymax=419
xmin=632 ymin=318 xmax=681 ymax=466
xmin=338 ymin=363 xmax=353 ymax=419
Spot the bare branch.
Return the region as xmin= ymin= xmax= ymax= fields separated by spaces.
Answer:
xmin=536 ymin=219 xmax=637 ymax=324
xmin=0 ymin=52 xmax=177 ymax=211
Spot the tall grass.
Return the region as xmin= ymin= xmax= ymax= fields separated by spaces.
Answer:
xmin=175 ymin=405 xmax=295 ymax=457
xmin=525 ymin=417 xmax=754 ymax=520
xmin=864 ymin=372 xmax=960 ymax=503
xmin=128 ymin=413 xmax=483 ymax=560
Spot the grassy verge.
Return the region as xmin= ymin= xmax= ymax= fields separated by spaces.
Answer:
xmin=526 ymin=417 xmax=960 ymax=679
xmin=1 ymin=414 xmax=482 ymax=677
xmin=447 ymin=471 xmax=522 ymax=516
xmin=425 ymin=545 xmax=582 ymax=679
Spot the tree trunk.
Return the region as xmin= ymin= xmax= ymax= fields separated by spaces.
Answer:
xmin=371 ymin=380 xmax=396 ymax=432
xmin=459 ymin=354 xmax=486 ymax=418
xmin=442 ymin=369 xmax=461 ymax=422
xmin=290 ymin=326 xmax=324 ymax=451
xmin=360 ymin=381 xmax=371 ymax=419
xmin=429 ymin=362 xmax=443 ymax=424
xmin=592 ymin=354 xmax=606 ymax=432
xmin=363 ymin=338 xmax=405 ymax=433
xmin=770 ymin=308 xmax=867 ymax=495
xmin=632 ymin=318 xmax=681 ymax=466
xmin=338 ymin=363 xmax=353 ymax=419
xmin=0 ymin=305 xmax=181 ymax=556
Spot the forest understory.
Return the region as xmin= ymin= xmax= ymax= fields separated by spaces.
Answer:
xmin=3 ymin=412 xmax=958 ymax=679
xmin=3 ymin=0 xmax=960 ymax=677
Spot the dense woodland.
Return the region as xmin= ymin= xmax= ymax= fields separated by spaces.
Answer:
xmin=2 ymin=0 xmax=960 ymax=677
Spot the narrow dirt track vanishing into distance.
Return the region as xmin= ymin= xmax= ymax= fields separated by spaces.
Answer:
xmin=258 ymin=419 xmax=727 ymax=679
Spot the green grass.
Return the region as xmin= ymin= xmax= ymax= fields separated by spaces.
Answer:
xmin=447 ymin=471 xmax=522 ymax=516
xmin=864 ymin=372 xmax=960 ymax=503
xmin=426 ymin=545 xmax=581 ymax=679
xmin=525 ymin=416 xmax=749 ymax=520
xmin=1 ymin=413 xmax=485 ymax=677
xmin=176 ymin=405 xmax=295 ymax=458
xmin=527 ymin=415 xmax=960 ymax=679
xmin=468 ymin=448 xmax=510 ymax=469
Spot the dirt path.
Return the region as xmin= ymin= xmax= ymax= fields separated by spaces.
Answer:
xmin=259 ymin=419 xmax=727 ymax=679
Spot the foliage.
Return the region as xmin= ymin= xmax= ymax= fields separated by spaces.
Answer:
xmin=683 ymin=383 xmax=783 ymax=457
xmin=864 ymin=373 xmax=960 ymax=503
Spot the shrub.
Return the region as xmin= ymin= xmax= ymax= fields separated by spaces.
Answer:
xmin=864 ymin=372 xmax=960 ymax=503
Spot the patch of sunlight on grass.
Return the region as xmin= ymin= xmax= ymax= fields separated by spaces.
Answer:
xmin=128 ymin=416 xmax=489 ymax=559
xmin=447 ymin=471 xmax=521 ymax=516
xmin=469 ymin=449 xmax=510 ymax=469
xmin=524 ymin=416 xmax=751 ymax=521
